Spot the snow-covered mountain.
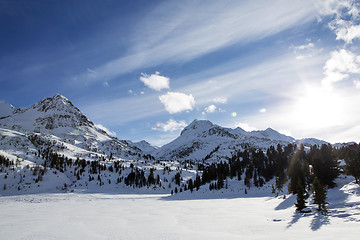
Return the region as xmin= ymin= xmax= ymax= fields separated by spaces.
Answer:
xmin=0 ymin=94 xmax=145 ymax=161
xmin=153 ymin=119 xmax=329 ymax=161
xmin=131 ymin=140 xmax=158 ymax=155
xmin=296 ymin=138 xmax=329 ymax=147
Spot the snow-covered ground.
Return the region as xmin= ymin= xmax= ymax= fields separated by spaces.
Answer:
xmin=1 ymin=176 xmax=359 ymax=240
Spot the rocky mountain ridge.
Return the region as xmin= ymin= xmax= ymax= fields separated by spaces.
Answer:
xmin=153 ymin=119 xmax=329 ymax=161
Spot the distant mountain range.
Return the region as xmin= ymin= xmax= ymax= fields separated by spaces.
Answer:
xmin=0 ymin=94 xmax=348 ymax=164
xmin=153 ymin=119 xmax=330 ymax=162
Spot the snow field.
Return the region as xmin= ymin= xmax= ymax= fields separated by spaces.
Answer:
xmin=1 ymin=178 xmax=359 ymax=240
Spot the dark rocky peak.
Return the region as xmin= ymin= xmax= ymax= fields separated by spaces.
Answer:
xmin=29 ymin=94 xmax=93 ymax=129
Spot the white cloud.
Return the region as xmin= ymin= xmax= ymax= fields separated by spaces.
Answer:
xmin=140 ymin=72 xmax=170 ymax=91
xmin=354 ymin=80 xmax=360 ymax=89
xmin=336 ymin=24 xmax=360 ymax=44
xmin=259 ymin=108 xmax=267 ymax=113
xmin=292 ymin=42 xmax=314 ymax=52
xmin=94 ymin=124 xmax=116 ymax=137
xmin=152 ymin=119 xmax=187 ymax=132
xmin=204 ymin=104 xmax=217 ymax=113
xmin=213 ymin=97 xmax=228 ymax=104
xmin=291 ymin=42 xmax=318 ymax=60
xmin=322 ymin=49 xmax=360 ymax=90
xmin=320 ymin=0 xmax=360 ymax=44
xmin=159 ymin=92 xmax=195 ymax=114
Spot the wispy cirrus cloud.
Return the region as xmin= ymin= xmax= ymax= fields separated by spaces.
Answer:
xmin=213 ymin=97 xmax=227 ymax=104
xmin=80 ymin=47 xmax=327 ymax=127
xmin=72 ymin=0 xmax=318 ymax=84
xmin=291 ymin=41 xmax=321 ymax=60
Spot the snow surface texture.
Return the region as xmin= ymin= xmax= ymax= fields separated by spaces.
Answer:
xmin=0 ymin=176 xmax=359 ymax=240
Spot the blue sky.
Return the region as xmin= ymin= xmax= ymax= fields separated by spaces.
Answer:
xmin=1 ymin=0 xmax=360 ymax=146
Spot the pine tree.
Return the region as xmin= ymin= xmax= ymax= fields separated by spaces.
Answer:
xmin=295 ymin=178 xmax=307 ymax=212
xmin=311 ymin=144 xmax=339 ymax=188
xmin=288 ymin=150 xmax=308 ymax=212
xmin=188 ymin=179 xmax=194 ymax=192
xmin=312 ymin=177 xmax=328 ymax=215
xmin=344 ymin=144 xmax=360 ymax=183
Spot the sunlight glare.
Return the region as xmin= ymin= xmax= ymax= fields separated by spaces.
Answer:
xmin=290 ymin=85 xmax=345 ymax=130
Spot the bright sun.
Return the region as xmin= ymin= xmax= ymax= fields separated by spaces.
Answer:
xmin=290 ymin=85 xmax=345 ymax=130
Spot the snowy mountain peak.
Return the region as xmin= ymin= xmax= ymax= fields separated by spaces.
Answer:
xmin=31 ymin=94 xmax=77 ymax=113
xmin=252 ymin=128 xmax=295 ymax=142
xmin=0 ymin=94 xmax=96 ymax=134
xmin=132 ymin=140 xmax=158 ymax=154
xmin=155 ymin=120 xmax=301 ymax=161
xmin=0 ymin=94 xmax=147 ymax=163
xmin=264 ymin=127 xmax=276 ymax=133
xmin=296 ymin=138 xmax=329 ymax=147
xmin=180 ymin=119 xmax=214 ymax=136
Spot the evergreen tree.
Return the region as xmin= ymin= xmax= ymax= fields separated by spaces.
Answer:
xmin=312 ymin=177 xmax=328 ymax=215
xmin=188 ymin=179 xmax=194 ymax=192
xmin=311 ymin=144 xmax=339 ymax=188
xmin=344 ymin=144 xmax=360 ymax=183
xmin=288 ymin=151 xmax=308 ymax=212
xmin=174 ymin=172 xmax=181 ymax=186
xmin=295 ymin=178 xmax=307 ymax=212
